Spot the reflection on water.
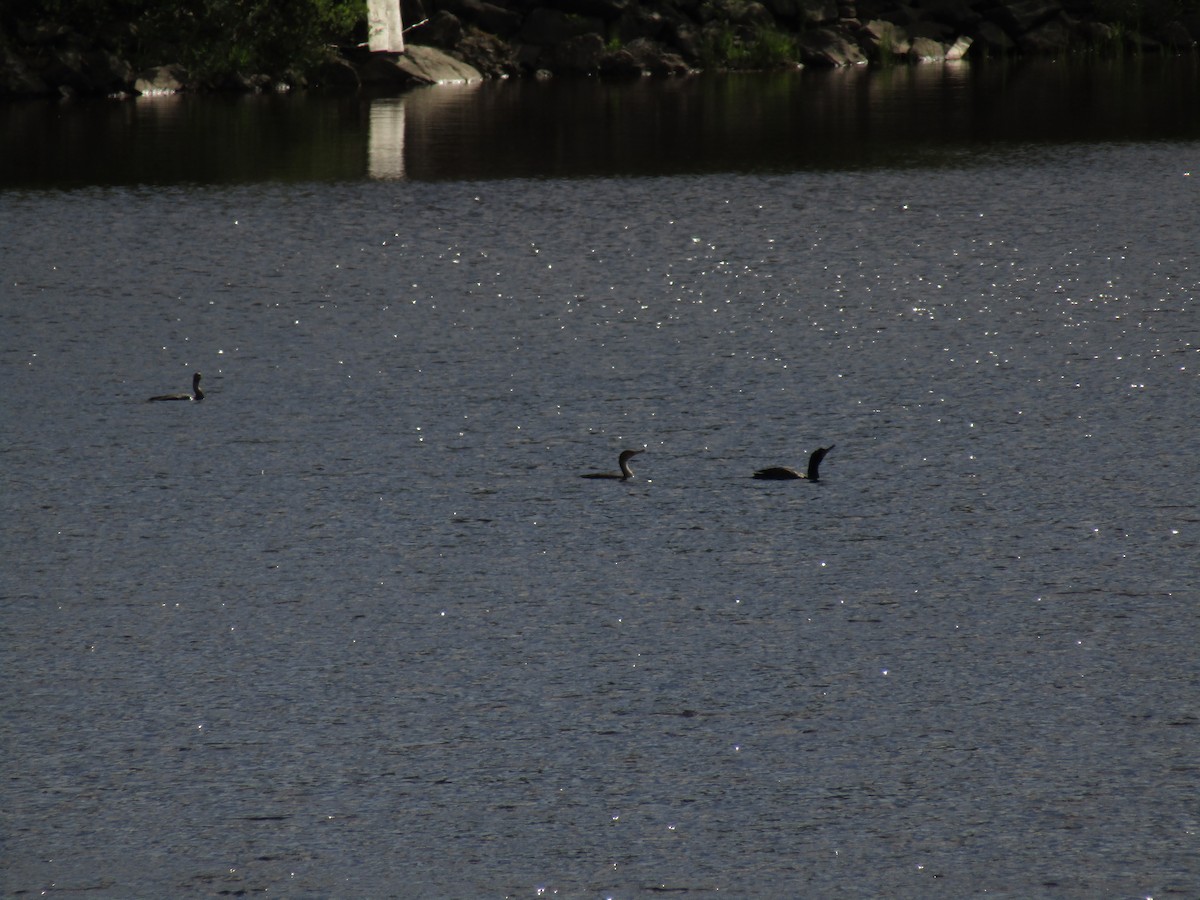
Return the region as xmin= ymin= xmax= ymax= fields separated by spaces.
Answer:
xmin=1 ymin=56 xmax=1198 ymax=187
xmin=368 ymin=97 xmax=406 ymax=180
xmin=0 ymin=92 xmax=372 ymax=186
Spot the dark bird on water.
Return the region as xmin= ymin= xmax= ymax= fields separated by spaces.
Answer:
xmin=148 ymin=372 xmax=204 ymax=402
xmin=581 ymin=449 xmax=644 ymax=481
xmin=753 ymin=445 xmax=834 ymax=481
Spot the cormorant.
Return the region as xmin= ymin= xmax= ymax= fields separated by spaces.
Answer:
xmin=753 ymin=445 xmax=834 ymax=481
xmin=148 ymin=372 xmax=204 ymax=402
xmin=582 ymin=449 xmax=644 ymax=481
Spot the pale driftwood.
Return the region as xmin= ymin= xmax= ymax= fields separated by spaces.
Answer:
xmin=368 ymin=0 xmax=405 ymax=53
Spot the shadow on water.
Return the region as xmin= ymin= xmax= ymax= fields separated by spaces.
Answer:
xmin=2 ymin=56 xmax=1197 ymax=187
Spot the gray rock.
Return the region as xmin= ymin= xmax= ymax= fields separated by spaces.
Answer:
xmin=549 ymin=33 xmax=607 ymax=73
xmin=796 ymin=26 xmax=869 ymax=64
xmin=907 ymin=35 xmax=946 ymax=59
xmin=668 ymin=21 xmax=705 ymax=59
xmin=859 ymin=19 xmax=911 ymax=58
xmin=360 ymin=54 xmax=416 ymax=86
xmin=0 ymin=46 xmax=50 ymax=96
xmin=134 ymin=64 xmax=188 ymax=95
xmin=625 ymin=38 xmax=694 ymax=73
xmin=1183 ymin=12 xmax=1200 ymax=42
xmin=600 ymin=48 xmax=646 ymax=76
xmin=909 ymin=19 xmax=956 ymax=41
xmin=36 ymin=46 xmax=134 ymax=95
xmin=309 ymin=55 xmax=361 ymax=90
xmin=84 ymin=49 xmax=134 ymax=93
xmin=973 ymin=21 xmax=1017 ymax=54
xmin=616 ymin=7 xmax=670 ymax=43
xmin=1121 ymin=30 xmax=1162 ymax=53
xmin=987 ymin=0 xmax=1064 ymax=36
xmin=439 ymin=0 xmax=522 ymax=38
xmin=396 ymin=45 xmax=484 ymax=84
xmin=945 ymin=34 xmax=973 ymax=58
xmin=1017 ymin=16 xmax=1073 ymax=53
xmin=455 ymin=29 xmax=521 ymax=78
xmin=421 ymin=11 xmax=465 ymax=48
xmin=1157 ymin=20 xmax=1196 ymax=49
xmin=1076 ymin=20 xmax=1118 ymax=46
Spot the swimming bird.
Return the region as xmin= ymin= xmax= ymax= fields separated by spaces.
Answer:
xmin=148 ymin=372 xmax=204 ymax=402
xmin=581 ymin=449 xmax=644 ymax=481
xmin=753 ymin=445 xmax=834 ymax=481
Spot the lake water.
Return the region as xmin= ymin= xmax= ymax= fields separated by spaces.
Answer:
xmin=2 ymin=59 xmax=1198 ymax=897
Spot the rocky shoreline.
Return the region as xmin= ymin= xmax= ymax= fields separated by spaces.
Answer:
xmin=3 ymin=0 xmax=1197 ymax=98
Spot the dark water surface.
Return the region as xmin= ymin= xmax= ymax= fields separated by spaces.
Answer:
xmin=2 ymin=61 xmax=1199 ymax=898
xmin=1 ymin=57 xmax=1198 ymax=186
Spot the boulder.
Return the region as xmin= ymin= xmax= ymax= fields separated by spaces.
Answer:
xmin=616 ymin=7 xmax=670 ymax=43
xmin=548 ymin=33 xmax=606 ymax=73
xmin=134 ymin=64 xmax=188 ymax=95
xmin=599 ymin=48 xmax=646 ymax=76
xmin=84 ymin=49 xmax=134 ymax=93
xmin=396 ymin=45 xmax=484 ymax=83
xmin=667 ymin=21 xmax=705 ymax=59
xmin=1122 ymin=30 xmax=1162 ymax=52
xmin=1017 ymin=16 xmax=1073 ymax=53
xmin=1076 ymin=20 xmax=1118 ymax=47
xmin=987 ymin=0 xmax=1063 ymax=35
xmin=1184 ymin=11 xmax=1200 ymax=42
xmin=859 ymin=19 xmax=911 ymax=58
xmin=1157 ymin=20 xmax=1196 ymax=49
xmin=909 ymin=19 xmax=956 ymax=41
xmin=973 ymin=20 xmax=1017 ymax=54
xmin=945 ymin=34 xmax=973 ymax=58
xmin=34 ymin=46 xmax=134 ymax=95
xmin=907 ymin=35 xmax=946 ymax=59
xmin=796 ymin=26 xmax=869 ymax=63
xmin=309 ymin=55 xmax=361 ymax=90
xmin=358 ymin=54 xmax=410 ymax=86
xmin=0 ymin=46 xmax=50 ymax=96
xmin=421 ymin=11 xmax=466 ymax=48
xmin=438 ymin=0 xmax=522 ymax=38
xmin=455 ymin=29 xmax=521 ymax=78
xmin=878 ymin=3 xmax=921 ymax=26
xmin=625 ymin=37 xmax=693 ymax=73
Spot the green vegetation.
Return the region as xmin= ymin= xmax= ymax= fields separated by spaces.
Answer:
xmin=0 ymin=0 xmax=365 ymax=85
xmin=748 ymin=25 xmax=797 ymax=68
xmin=698 ymin=23 xmax=798 ymax=69
xmin=1095 ymin=0 xmax=1200 ymax=32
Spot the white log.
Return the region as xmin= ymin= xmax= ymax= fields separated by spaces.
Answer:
xmin=367 ymin=0 xmax=405 ymax=53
